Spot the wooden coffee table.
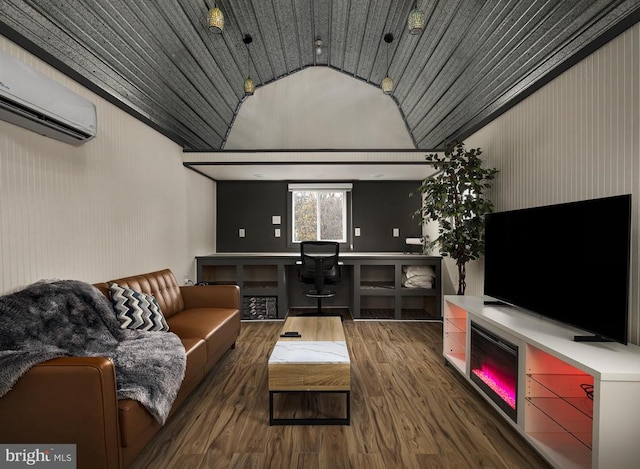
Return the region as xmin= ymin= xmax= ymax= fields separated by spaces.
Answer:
xmin=268 ymin=316 xmax=351 ymax=425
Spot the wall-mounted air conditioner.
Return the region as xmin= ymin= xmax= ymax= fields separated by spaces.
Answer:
xmin=0 ymin=49 xmax=96 ymax=145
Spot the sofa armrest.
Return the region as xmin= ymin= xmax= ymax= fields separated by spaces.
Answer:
xmin=0 ymin=357 xmax=121 ymax=469
xmin=180 ymin=284 xmax=240 ymax=310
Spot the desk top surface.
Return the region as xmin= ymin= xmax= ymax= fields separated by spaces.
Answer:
xmin=197 ymin=252 xmax=439 ymax=259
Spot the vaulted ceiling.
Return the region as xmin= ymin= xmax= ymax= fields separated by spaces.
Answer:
xmin=1 ymin=0 xmax=639 ymax=152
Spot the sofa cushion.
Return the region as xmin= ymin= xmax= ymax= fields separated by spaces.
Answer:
xmin=108 ymin=283 xmax=169 ymax=332
xmin=169 ymin=338 xmax=207 ymax=413
xmin=167 ymin=308 xmax=240 ymax=363
xmin=180 ymin=338 xmax=206 ymax=387
xmin=118 ymin=399 xmax=158 ymax=448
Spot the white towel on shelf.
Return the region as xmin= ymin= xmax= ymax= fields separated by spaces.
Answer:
xmin=402 ymin=265 xmax=436 ymax=288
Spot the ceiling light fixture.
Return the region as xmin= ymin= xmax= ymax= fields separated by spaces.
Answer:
xmin=315 ymin=39 xmax=323 ymax=56
xmin=382 ymin=33 xmax=394 ymax=95
xmin=208 ymin=3 xmax=224 ymax=33
xmin=408 ymin=2 xmax=425 ymax=35
xmin=243 ymin=34 xmax=254 ymax=96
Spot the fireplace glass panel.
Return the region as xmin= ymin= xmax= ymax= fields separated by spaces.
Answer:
xmin=470 ymin=322 xmax=518 ymax=422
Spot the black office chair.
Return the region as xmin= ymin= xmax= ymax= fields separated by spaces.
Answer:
xmin=298 ymin=241 xmax=341 ymax=315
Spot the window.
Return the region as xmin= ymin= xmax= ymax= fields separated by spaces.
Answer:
xmin=289 ymin=183 xmax=351 ymax=243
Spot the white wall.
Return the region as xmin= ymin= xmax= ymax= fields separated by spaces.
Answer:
xmin=0 ymin=36 xmax=216 ymax=293
xmin=225 ymin=67 xmax=414 ymax=149
xmin=460 ymin=23 xmax=640 ymax=344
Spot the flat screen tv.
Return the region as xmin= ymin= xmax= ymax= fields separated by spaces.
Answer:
xmin=484 ymin=194 xmax=631 ymax=345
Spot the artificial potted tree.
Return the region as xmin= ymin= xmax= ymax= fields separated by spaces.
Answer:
xmin=415 ymin=141 xmax=498 ymax=295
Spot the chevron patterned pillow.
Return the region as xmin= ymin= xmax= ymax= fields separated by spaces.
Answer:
xmin=108 ymin=282 xmax=169 ymax=332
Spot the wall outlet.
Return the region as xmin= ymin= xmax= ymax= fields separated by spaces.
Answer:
xmin=274 ymin=228 xmax=281 ymax=237
xmin=239 ymin=228 xmax=245 ymax=238
xmin=355 ymin=227 xmax=361 ymax=236
xmin=393 ymin=228 xmax=400 ymax=237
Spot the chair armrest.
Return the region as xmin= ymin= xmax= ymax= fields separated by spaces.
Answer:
xmin=180 ymin=284 xmax=240 ymax=310
xmin=0 ymin=357 xmax=121 ymax=469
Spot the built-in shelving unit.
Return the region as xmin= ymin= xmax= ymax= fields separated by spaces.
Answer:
xmin=196 ymin=253 xmax=441 ymax=320
xmin=352 ymin=258 xmax=441 ymax=320
xmin=444 ymin=295 xmax=640 ymax=469
xmin=198 ymin=257 xmax=285 ymax=320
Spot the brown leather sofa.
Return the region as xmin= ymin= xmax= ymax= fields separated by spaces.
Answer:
xmin=0 ymin=268 xmax=241 ymax=469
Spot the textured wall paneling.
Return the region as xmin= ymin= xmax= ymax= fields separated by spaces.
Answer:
xmin=464 ymin=23 xmax=640 ymax=344
xmin=0 ymin=36 xmax=216 ymax=293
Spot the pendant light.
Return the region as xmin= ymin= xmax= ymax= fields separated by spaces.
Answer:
xmin=243 ymin=35 xmax=254 ymax=96
xmin=408 ymin=2 xmax=425 ymax=35
xmin=381 ymin=33 xmax=394 ymax=95
xmin=208 ymin=3 xmax=224 ymax=33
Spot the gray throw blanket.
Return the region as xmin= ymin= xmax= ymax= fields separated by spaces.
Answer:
xmin=0 ymin=279 xmax=186 ymax=424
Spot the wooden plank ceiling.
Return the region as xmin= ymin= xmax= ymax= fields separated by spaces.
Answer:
xmin=1 ymin=0 xmax=639 ymax=151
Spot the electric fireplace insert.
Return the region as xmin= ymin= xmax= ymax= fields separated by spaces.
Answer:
xmin=470 ymin=322 xmax=518 ymax=422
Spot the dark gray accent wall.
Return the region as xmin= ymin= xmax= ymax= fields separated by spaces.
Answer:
xmin=217 ymin=182 xmax=289 ymax=252
xmin=216 ymin=181 xmax=422 ymax=252
xmin=351 ymin=181 xmax=422 ymax=252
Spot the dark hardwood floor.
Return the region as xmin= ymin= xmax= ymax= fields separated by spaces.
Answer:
xmin=129 ymin=319 xmax=551 ymax=469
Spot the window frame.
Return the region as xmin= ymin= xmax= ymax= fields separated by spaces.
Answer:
xmin=287 ymin=183 xmax=352 ymax=247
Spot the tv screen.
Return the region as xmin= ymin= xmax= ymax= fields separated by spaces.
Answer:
xmin=484 ymin=194 xmax=631 ymax=344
